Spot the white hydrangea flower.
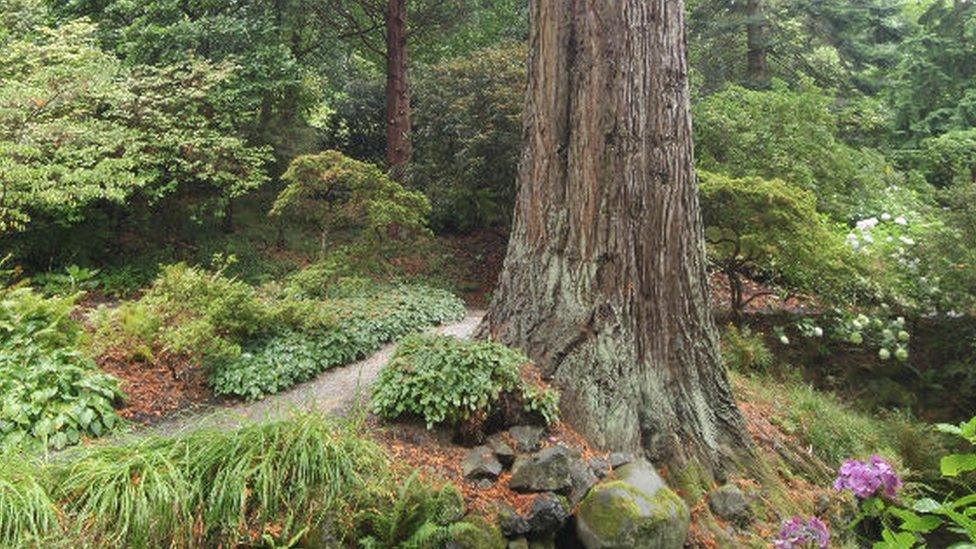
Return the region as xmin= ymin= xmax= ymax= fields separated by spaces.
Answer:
xmin=894 ymin=216 xmax=908 ymax=226
xmin=899 ymin=236 xmax=915 ymax=246
xmin=881 ymin=213 xmax=892 ymax=221
xmin=857 ymin=217 xmax=880 ymax=231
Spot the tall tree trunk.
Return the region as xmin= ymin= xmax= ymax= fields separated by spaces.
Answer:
xmin=746 ymin=0 xmax=768 ymax=86
xmin=385 ymin=0 xmax=411 ymax=177
xmin=478 ymin=0 xmax=749 ymax=477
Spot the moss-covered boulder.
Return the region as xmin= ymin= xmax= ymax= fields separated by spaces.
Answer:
xmin=575 ymin=459 xmax=690 ymax=549
xmin=449 ymin=514 xmax=507 ymax=549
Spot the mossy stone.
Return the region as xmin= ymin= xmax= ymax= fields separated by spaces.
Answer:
xmin=575 ymin=459 xmax=690 ymax=549
xmin=450 ymin=514 xmax=507 ymax=549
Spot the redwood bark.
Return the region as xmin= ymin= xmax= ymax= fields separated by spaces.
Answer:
xmin=746 ymin=0 xmax=768 ymax=85
xmin=385 ymin=0 xmax=411 ymax=175
xmin=479 ymin=0 xmax=749 ymax=476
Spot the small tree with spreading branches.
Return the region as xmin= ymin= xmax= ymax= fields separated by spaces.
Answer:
xmin=699 ymin=171 xmax=858 ymax=320
xmin=271 ymin=150 xmax=430 ymax=253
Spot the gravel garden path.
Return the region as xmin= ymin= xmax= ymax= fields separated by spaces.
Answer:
xmin=143 ymin=309 xmax=486 ymax=438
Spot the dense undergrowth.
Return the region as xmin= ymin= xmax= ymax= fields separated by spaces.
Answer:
xmin=0 ymin=414 xmax=470 ymax=549
xmin=89 ymin=260 xmax=466 ymax=402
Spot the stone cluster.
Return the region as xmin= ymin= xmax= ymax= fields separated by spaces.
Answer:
xmin=454 ymin=425 xmax=693 ymax=549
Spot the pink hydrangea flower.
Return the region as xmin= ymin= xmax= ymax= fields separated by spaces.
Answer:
xmin=834 ymin=455 xmax=902 ymax=499
xmin=774 ymin=516 xmax=830 ymax=549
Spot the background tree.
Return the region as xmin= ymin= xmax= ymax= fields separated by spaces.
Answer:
xmin=411 ymin=42 xmax=526 ymax=232
xmin=317 ymin=0 xmax=472 ymax=175
xmin=699 ymin=171 xmax=857 ymax=320
xmin=270 ymin=150 xmax=429 ymax=253
xmin=478 ymin=0 xmax=749 ymax=475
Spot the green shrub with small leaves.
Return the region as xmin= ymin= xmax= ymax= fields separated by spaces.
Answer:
xmin=720 ymin=324 xmax=775 ymax=373
xmin=271 ymin=151 xmax=431 ymax=253
xmin=90 ymin=260 xmax=274 ymax=368
xmin=0 ymin=287 xmax=122 ymax=450
xmin=210 ymin=284 xmax=466 ymax=400
xmin=371 ymin=334 xmax=559 ymax=429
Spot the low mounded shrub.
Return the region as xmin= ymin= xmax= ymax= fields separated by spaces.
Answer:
xmin=0 ymin=287 xmax=122 ymax=450
xmin=89 ymin=262 xmax=274 ymax=368
xmin=371 ymin=334 xmax=559 ymax=430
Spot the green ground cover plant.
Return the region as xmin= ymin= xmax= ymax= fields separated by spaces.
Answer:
xmin=0 ymin=286 xmax=122 ymax=451
xmin=211 ymin=284 xmax=466 ymax=400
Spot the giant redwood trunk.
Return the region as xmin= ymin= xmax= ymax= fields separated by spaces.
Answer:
xmin=385 ymin=0 xmax=411 ymax=175
xmin=479 ymin=0 xmax=749 ymax=476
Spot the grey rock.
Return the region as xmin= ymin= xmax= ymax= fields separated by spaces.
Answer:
xmin=508 ymin=538 xmax=529 ymax=549
xmin=487 ymin=433 xmax=517 ymax=468
xmin=569 ymin=455 xmax=599 ymax=505
xmin=608 ymin=452 xmax=633 ymax=469
xmin=497 ymin=502 xmax=531 ymax=537
xmin=463 ymin=445 xmax=503 ymax=481
xmin=476 ymin=478 xmax=495 ymax=490
xmin=509 ymin=446 xmax=573 ymax=493
xmin=588 ymin=457 xmax=611 ymax=479
xmin=708 ymin=484 xmax=752 ymax=526
xmin=509 ymin=425 xmax=545 ymax=452
xmin=528 ymin=538 xmax=556 ymax=549
xmin=525 ymin=493 xmax=571 ymax=537
xmin=575 ymin=459 xmax=690 ymax=549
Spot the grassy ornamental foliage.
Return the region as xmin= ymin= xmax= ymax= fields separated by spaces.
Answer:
xmin=371 ymin=334 xmax=559 ymax=429
xmin=271 ymin=151 xmax=431 ymax=251
xmin=0 ymin=454 xmax=59 ymax=547
xmin=699 ymin=171 xmax=860 ymax=313
xmin=0 ymin=414 xmax=468 ymax=548
xmin=211 ymin=284 xmax=466 ymax=400
xmin=0 ymin=286 xmax=122 ymax=451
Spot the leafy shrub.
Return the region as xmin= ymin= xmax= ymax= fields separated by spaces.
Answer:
xmin=720 ymin=324 xmax=774 ymax=372
xmin=271 ymin=150 xmax=431 ymax=253
xmin=371 ymin=334 xmax=559 ymax=430
xmin=211 ymin=284 xmax=466 ymax=400
xmin=838 ymin=417 xmax=976 ymax=548
xmin=0 ymin=453 xmax=59 ymax=547
xmin=0 ymin=8 xmax=270 ymax=236
xmin=32 ymin=265 xmax=101 ymax=296
xmin=693 ymin=81 xmax=907 ymax=219
xmin=0 ymin=287 xmax=122 ymax=450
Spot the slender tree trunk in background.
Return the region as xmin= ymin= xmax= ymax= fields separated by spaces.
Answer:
xmin=746 ymin=0 xmax=768 ymax=85
xmin=385 ymin=0 xmax=411 ymax=177
xmin=478 ymin=0 xmax=749 ymax=477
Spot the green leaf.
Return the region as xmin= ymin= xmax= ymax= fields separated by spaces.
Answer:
xmin=941 ymin=454 xmax=976 ymax=477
